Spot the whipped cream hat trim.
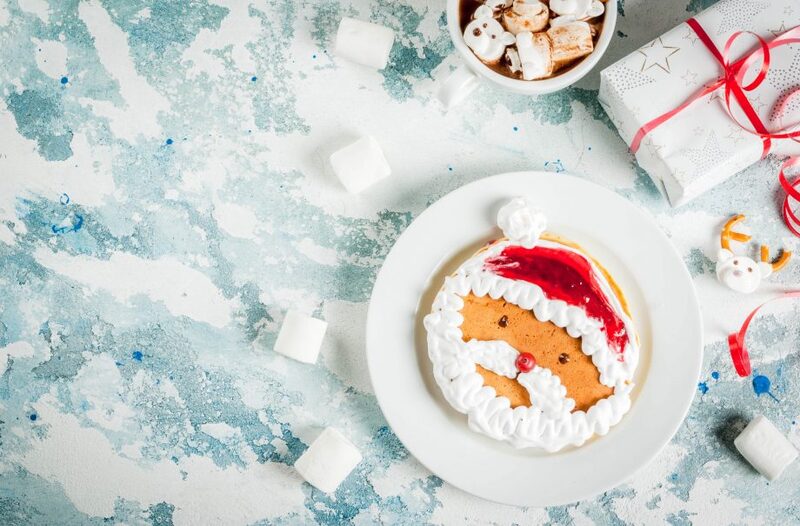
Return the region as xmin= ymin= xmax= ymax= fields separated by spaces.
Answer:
xmin=423 ymin=199 xmax=639 ymax=451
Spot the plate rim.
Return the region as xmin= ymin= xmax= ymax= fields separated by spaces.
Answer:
xmin=365 ymin=171 xmax=703 ymax=507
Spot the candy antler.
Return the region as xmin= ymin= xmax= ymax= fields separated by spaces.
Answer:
xmin=720 ymin=214 xmax=751 ymax=249
xmin=761 ymin=244 xmax=792 ymax=272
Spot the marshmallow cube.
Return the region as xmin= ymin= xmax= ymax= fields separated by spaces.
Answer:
xmin=335 ymin=17 xmax=395 ymax=70
xmin=516 ymin=31 xmax=553 ymax=80
xmin=329 ymin=136 xmax=391 ymax=194
xmin=437 ymin=65 xmax=479 ymax=110
xmin=294 ymin=428 xmax=362 ymax=493
xmin=273 ymin=310 xmax=327 ymax=364
xmin=734 ymin=415 xmax=798 ymax=481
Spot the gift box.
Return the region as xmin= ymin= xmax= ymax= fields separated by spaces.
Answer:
xmin=599 ymin=0 xmax=800 ymax=207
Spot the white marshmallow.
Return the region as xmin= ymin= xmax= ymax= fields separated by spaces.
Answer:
xmin=335 ymin=17 xmax=395 ymax=69
xmin=294 ymin=427 xmax=362 ymax=493
xmin=463 ymin=5 xmax=516 ymax=64
xmin=437 ymin=65 xmax=479 ymax=110
xmin=516 ymin=31 xmax=553 ymax=80
xmin=734 ymin=415 xmax=798 ymax=481
xmin=506 ymin=48 xmax=522 ymax=74
xmin=329 ymin=136 xmax=391 ymax=194
xmin=550 ymin=0 xmax=604 ymax=20
xmin=273 ymin=310 xmax=327 ymax=364
xmin=715 ymin=248 xmax=772 ymax=294
xmin=548 ymin=21 xmax=594 ymax=69
xmin=503 ymin=0 xmax=549 ymax=35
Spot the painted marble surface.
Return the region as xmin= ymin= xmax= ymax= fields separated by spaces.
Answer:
xmin=1 ymin=0 xmax=799 ymax=524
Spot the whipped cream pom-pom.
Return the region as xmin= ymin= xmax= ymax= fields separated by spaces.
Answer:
xmin=497 ymin=197 xmax=547 ymax=248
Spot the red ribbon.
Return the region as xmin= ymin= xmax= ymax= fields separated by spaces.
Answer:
xmin=728 ymin=292 xmax=800 ymax=377
xmin=629 ymin=19 xmax=800 ymax=234
xmin=779 ymin=156 xmax=800 ymax=237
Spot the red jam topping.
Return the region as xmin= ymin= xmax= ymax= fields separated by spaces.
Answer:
xmin=484 ymin=245 xmax=628 ymax=355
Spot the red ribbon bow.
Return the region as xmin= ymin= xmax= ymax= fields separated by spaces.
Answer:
xmin=630 ymin=19 xmax=800 ymax=234
xmin=728 ymin=292 xmax=800 ymax=377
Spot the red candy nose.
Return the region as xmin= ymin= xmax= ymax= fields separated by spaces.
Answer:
xmin=515 ymin=352 xmax=536 ymax=373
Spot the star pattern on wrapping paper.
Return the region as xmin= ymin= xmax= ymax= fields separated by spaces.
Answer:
xmin=605 ymin=64 xmax=656 ymax=94
xmin=682 ymin=25 xmax=699 ymax=45
xmin=770 ymin=22 xmax=788 ymax=37
xmin=685 ymin=132 xmax=726 ymax=177
xmin=706 ymin=89 xmax=723 ymax=105
xmin=681 ymin=70 xmax=699 ymax=87
xmin=767 ymin=52 xmax=800 ymax=122
xmin=693 ymin=126 xmax=705 ymax=136
xmin=642 ymin=136 xmax=664 ymax=158
xmin=637 ymin=37 xmax=680 ymax=74
xmin=784 ymin=5 xmax=794 ymax=16
xmin=714 ymin=0 xmax=770 ymax=36
xmin=725 ymin=124 xmax=748 ymax=146
xmin=749 ymin=94 xmax=767 ymax=114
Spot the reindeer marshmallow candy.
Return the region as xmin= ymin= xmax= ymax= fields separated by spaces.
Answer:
xmin=424 ymin=198 xmax=639 ymax=451
xmin=716 ymin=215 xmax=791 ymax=294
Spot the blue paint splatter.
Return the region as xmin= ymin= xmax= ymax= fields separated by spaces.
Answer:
xmin=544 ymin=159 xmax=565 ymax=173
xmin=698 ymin=382 xmax=709 ymax=394
xmin=165 ymin=138 xmax=174 ymax=145
xmin=59 ymin=193 xmax=70 ymax=205
xmin=60 ymin=76 xmax=68 ymax=84
xmin=51 ymin=213 xmax=83 ymax=234
xmin=711 ymin=371 xmax=720 ymax=380
xmin=752 ymin=375 xmax=778 ymax=401
xmin=29 ymin=413 xmax=37 ymax=421
xmin=132 ymin=350 xmax=143 ymax=361
xmin=251 ymin=76 xmax=257 ymax=82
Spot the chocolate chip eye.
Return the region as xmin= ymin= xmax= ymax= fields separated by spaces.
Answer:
xmin=558 ymin=353 xmax=570 ymax=364
xmin=491 ymin=34 xmax=496 ymax=39
xmin=733 ymin=260 xmax=739 ymax=265
xmin=482 ymin=22 xmax=488 ymax=28
xmin=748 ymin=267 xmax=753 ymax=272
xmin=498 ymin=315 xmax=509 ymax=328
xmin=473 ymin=28 xmax=481 ymax=36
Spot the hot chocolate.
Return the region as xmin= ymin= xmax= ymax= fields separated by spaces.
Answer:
xmin=459 ymin=0 xmax=605 ymax=81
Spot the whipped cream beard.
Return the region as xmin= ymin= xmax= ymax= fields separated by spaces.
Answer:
xmin=423 ymin=198 xmax=639 ymax=452
xmin=458 ymin=0 xmax=605 ymax=81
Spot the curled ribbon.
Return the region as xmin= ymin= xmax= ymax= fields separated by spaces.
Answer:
xmin=630 ymin=19 xmax=800 ymax=234
xmin=728 ymin=292 xmax=800 ymax=377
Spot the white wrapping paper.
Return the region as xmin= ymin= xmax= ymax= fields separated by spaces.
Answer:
xmin=599 ymin=0 xmax=800 ymax=207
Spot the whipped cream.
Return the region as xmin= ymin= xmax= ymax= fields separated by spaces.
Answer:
xmin=423 ymin=199 xmax=639 ymax=452
xmin=463 ymin=5 xmax=516 ymax=64
xmin=496 ymin=197 xmax=547 ymax=248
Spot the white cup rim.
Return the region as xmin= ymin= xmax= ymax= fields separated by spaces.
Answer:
xmin=446 ymin=0 xmax=617 ymax=95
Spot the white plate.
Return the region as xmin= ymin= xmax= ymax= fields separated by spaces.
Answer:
xmin=366 ymin=172 xmax=703 ymax=507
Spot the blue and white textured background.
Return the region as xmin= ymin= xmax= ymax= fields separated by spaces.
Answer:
xmin=1 ymin=0 xmax=799 ymax=524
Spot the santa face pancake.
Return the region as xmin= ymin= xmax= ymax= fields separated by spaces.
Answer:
xmin=423 ymin=198 xmax=639 ymax=452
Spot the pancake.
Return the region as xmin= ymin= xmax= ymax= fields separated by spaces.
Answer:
xmin=423 ymin=197 xmax=639 ymax=451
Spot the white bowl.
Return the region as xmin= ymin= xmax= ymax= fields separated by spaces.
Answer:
xmin=446 ymin=0 xmax=617 ymax=95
